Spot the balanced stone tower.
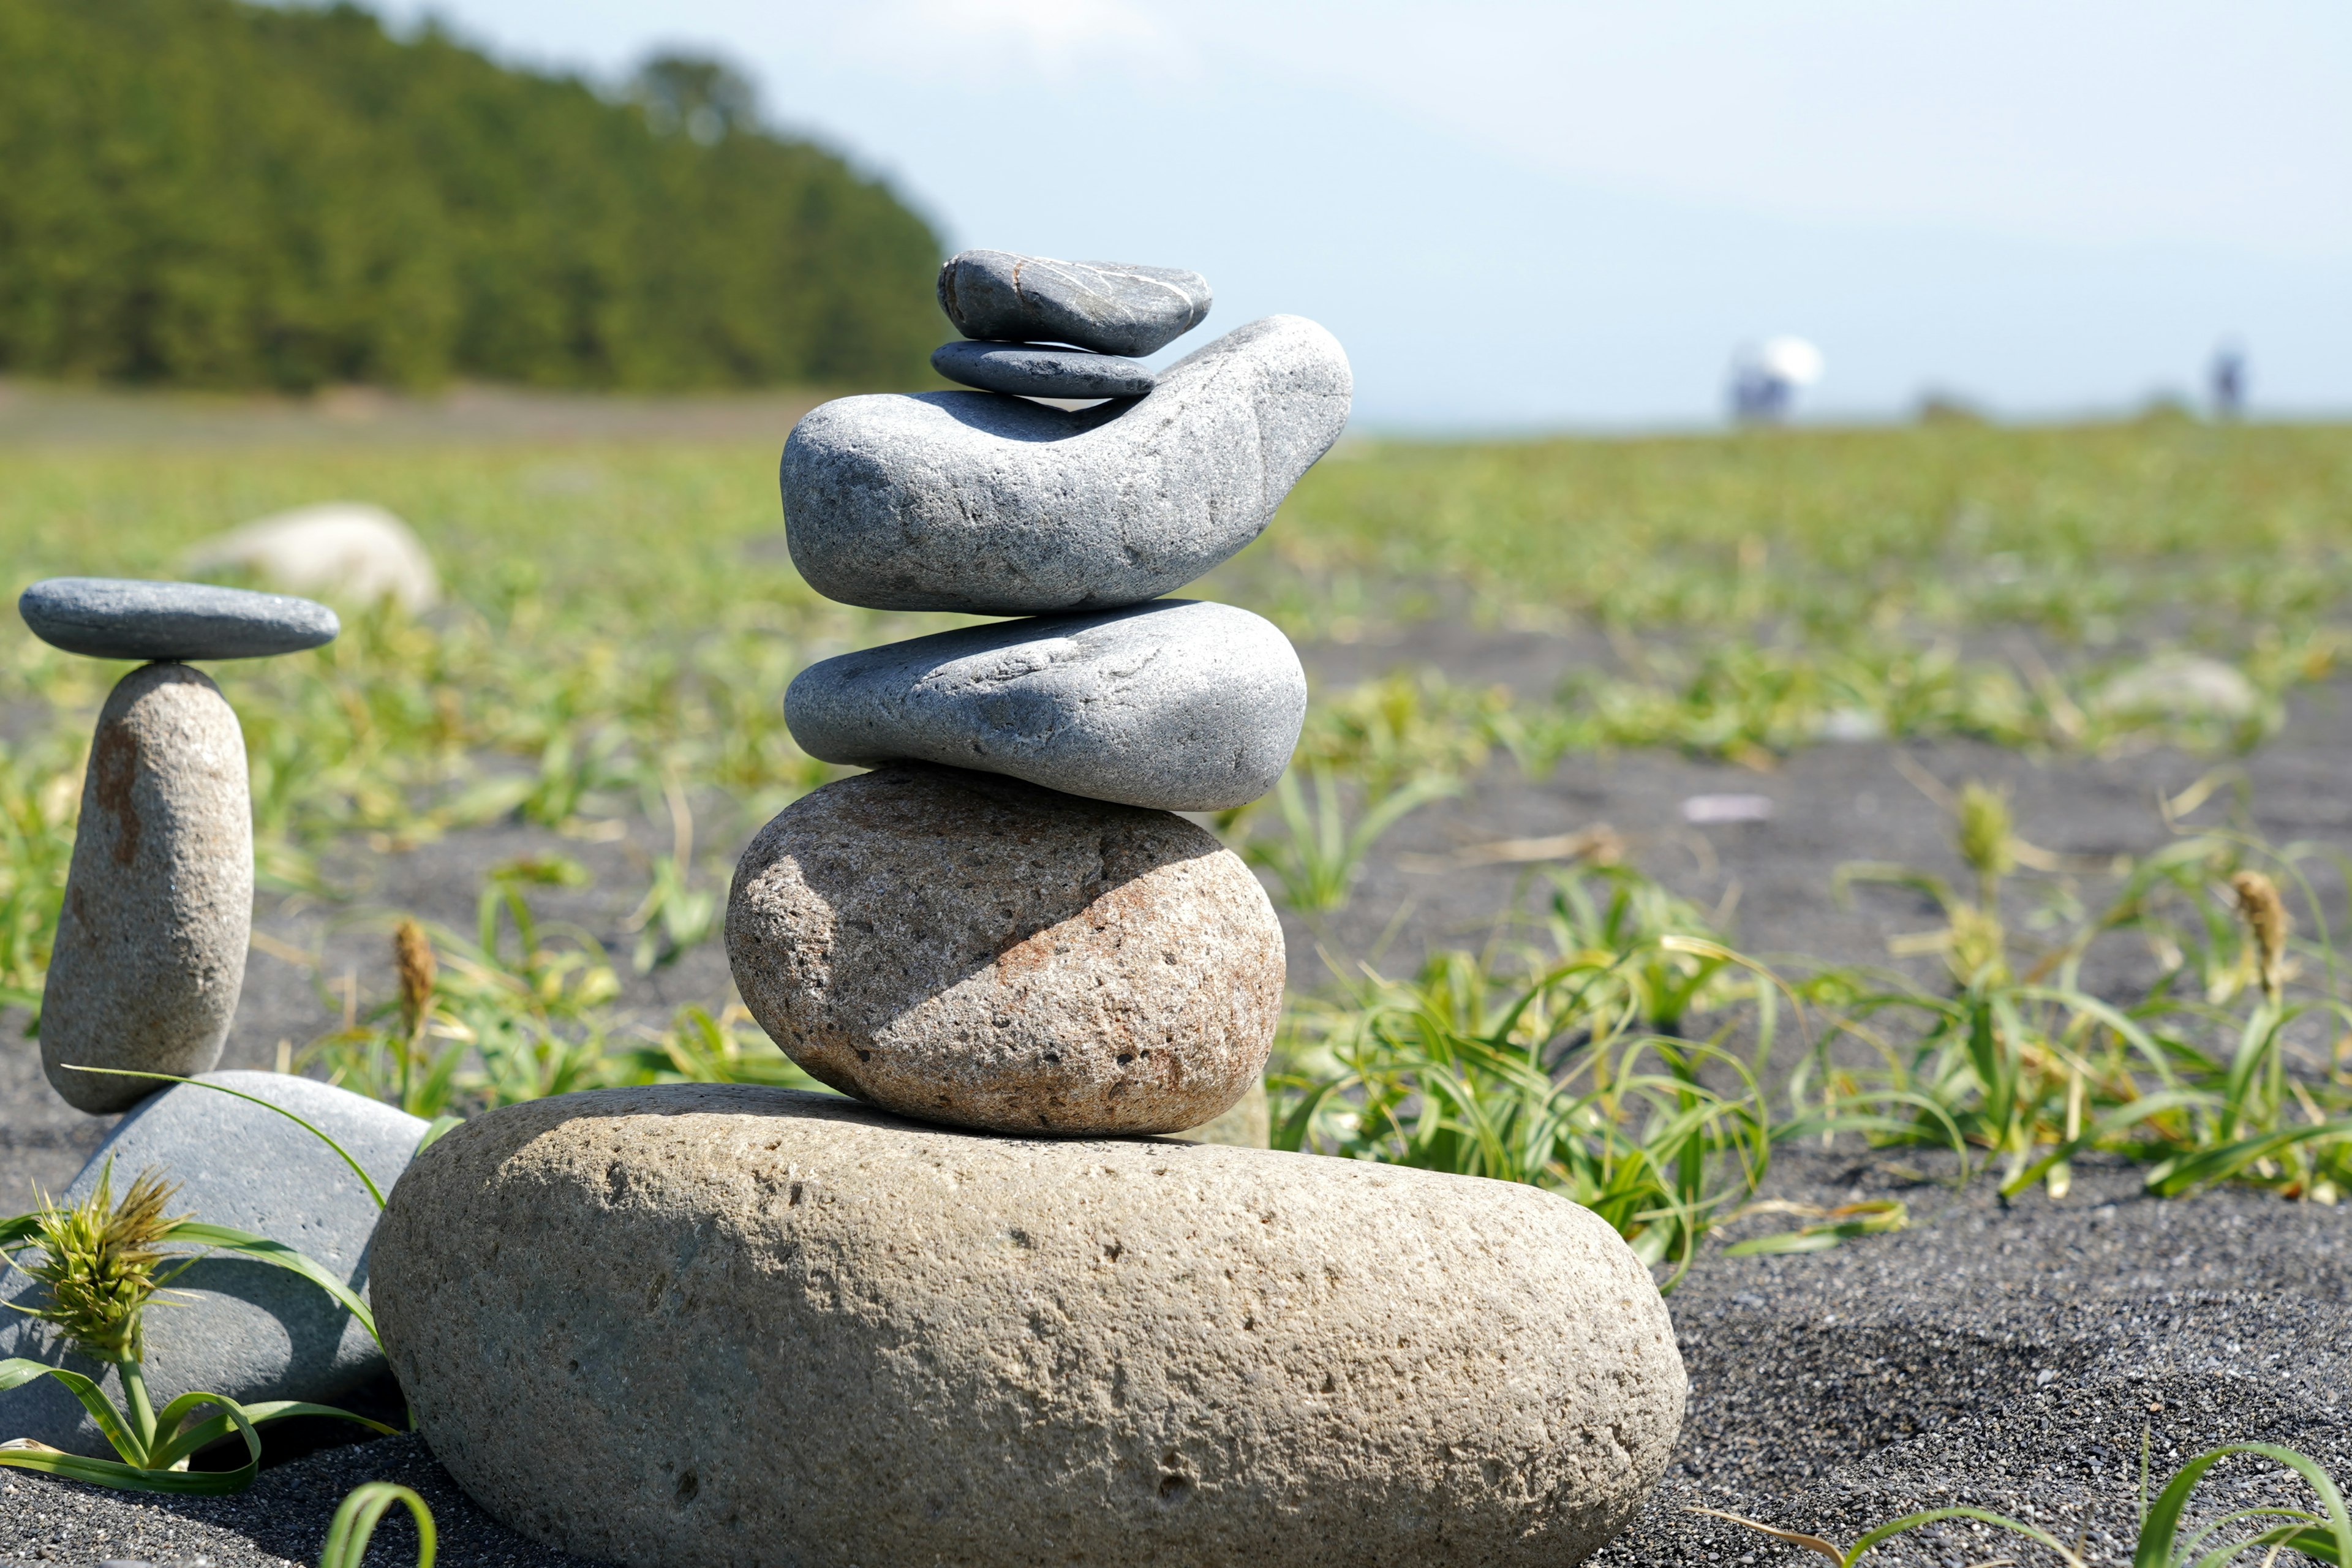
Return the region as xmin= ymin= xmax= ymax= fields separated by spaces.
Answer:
xmin=18 ymin=577 xmax=338 ymax=1112
xmin=373 ymin=254 xmax=1685 ymax=1568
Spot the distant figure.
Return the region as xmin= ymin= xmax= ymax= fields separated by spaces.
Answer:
xmin=1728 ymin=336 xmax=1824 ymax=424
xmin=2210 ymin=342 xmax=2247 ymax=420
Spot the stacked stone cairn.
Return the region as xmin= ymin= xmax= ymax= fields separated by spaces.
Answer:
xmin=372 ymin=252 xmax=1686 ymax=1568
xmin=5 ymin=578 xmax=431 ymax=1457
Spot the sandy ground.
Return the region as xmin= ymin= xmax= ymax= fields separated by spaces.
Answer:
xmin=2 ymin=628 xmax=2348 ymax=1564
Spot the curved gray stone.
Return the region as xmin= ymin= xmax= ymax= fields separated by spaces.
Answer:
xmin=782 ymin=315 xmax=1352 ymax=615
xmin=727 ymin=764 xmax=1283 ymax=1136
xmin=0 ymin=1072 xmax=426 ymax=1458
xmin=930 ymin=339 xmax=1155 ymax=399
xmin=938 ymin=249 xmax=1211 ymax=357
xmin=785 ymin=601 xmax=1305 ymax=812
xmin=20 ymin=578 xmax=339 ymax=662
xmin=374 ymin=1084 xmax=1686 ymax=1568
xmin=43 ymin=664 xmax=251 ymax=1114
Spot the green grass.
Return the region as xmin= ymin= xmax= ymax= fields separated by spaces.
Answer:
xmin=6 ymin=414 xmax=2352 ymax=1240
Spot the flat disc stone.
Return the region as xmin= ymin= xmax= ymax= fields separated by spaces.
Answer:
xmin=20 ymin=576 xmax=340 ymax=662
xmin=938 ymin=249 xmax=1212 ymax=357
xmin=931 ymin=339 xmax=1155 ymax=399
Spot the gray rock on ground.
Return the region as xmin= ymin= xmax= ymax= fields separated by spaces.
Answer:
xmin=782 ymin=315 xmax=1352 ymax=615
xmin=785 ymin=600 xmax=1306 ymax=813
xmin=937 ymin=249 xmax=1212 ymax=358
xmin=0 ymin=1072 xmax=425 ymax=1457
xmin=727 ymin=764 xmax=1283 ymax=1136
xmin=930 ymin=338 xmax=1156 ymax=399
xmin=186 ymin=502 xmax=440 ymax=614
xmin=375 ymin=1084 xmax=1685 ymax=1568
xmin=19 ymin=578 xmax=339 ymax=663
xmin=42 ymin=663 xmax=252 ymax=1114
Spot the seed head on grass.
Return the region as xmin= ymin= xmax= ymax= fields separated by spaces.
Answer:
xmin=394 ymin=919 xmax=437 ymax=1040
xmin=7 ymin=1158 xmax=188 ymax=1365
xmin=1956 ymin=782 xmax=2015 ymax=907
xmin=2231 ymin=869 xmax=2290 ymax=1005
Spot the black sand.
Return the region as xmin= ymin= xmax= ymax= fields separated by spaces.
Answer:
xmin=4 ymin=637 xmax=2350 ymax=1565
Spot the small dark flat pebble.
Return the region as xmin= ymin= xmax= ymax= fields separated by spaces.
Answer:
xmin=932 ymin=339 xmax=1156 ymax=399
xmin=19 ymin=577 xmax=339 ymax=662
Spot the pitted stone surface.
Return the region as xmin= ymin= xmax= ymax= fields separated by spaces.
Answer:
xmin=930 ymin=338 xmax=1155 ymax=399
xmin=784 ymin=601 xmax=1305 ymax=812
xmin=43 ymin=663 xmax=252 ymax=1113
xmin=0 ymin=1072 xmax=424 ymax=1457
xmin=374 ymin=1084 xmax=1686 ymax=1568
xmin=937 ymin=249 xmax=1211 ymax=357
xmin=20 ymin=577 xmax=339 ymax=662
xmin=726 ymin=764 xmax=1281 ymax=1135
xmin=782 ymin=315 xmax=1351 ymax=615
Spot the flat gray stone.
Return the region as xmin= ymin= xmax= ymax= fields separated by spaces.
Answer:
xmin=783 ymin=315 xmax=1351 ymax=615
xmin=784 ymin=600 xmax=1306 ymax=812
xmin=374 ymin=1085 xmax=1684 ymax=1568
xmin=938 ymin=249 xmax=1211 ymax=357
xmin=0 ymin=1072 xmax=426 ymax=1458
xmin=727 ymin=764 xmax=1283 ymax=1136
xmin=20 ymin=578 xmax=339 ymax=662
xmin=930 ymin=339 xmax=1154 ymax=399
xmin=43 ymin=664 xmax=251 ymax=1114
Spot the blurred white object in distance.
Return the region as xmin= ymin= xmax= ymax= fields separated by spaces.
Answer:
xmin=1681 ymin=793 xmax=1774 ymax=824
xmin=1728 ymin=336 xmax=1824 ymax=423
xmin=187 ymin=502 xmax=439 ymax=613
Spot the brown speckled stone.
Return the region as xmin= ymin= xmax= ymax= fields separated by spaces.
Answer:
xmin=374 ymin=1084 xmax=1687 ymax=1568
xmin=725 ymin=763 xmax=1281 ymax=1136
xmin=43 ymin=663 xmax=251 ymax=1113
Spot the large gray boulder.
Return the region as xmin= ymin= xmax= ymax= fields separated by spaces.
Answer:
xmin=782 ymin=315 xmax=1351 ymax=616
xmin=727 ymin=764 xmax=1283 ymax=1136
xmin=783 ymin=601 xmax=1306 ymax=812
xmin=375 ymin=1085 xmax=1686 ymax=1568
xmin=0 ymin=1072 xmax=426 ymax=1457
xmin=42 ymin=663 xmax=254 ymax=1113
xmin=937 ymin=249 xmax=1212 ymax=357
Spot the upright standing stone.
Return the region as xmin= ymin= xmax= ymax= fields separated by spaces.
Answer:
xmin=41 ymin=664 xmax=252 ymax=1113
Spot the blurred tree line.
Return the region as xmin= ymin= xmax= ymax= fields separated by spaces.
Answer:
xmin=0 ymin=0 xmax=943 ymax=390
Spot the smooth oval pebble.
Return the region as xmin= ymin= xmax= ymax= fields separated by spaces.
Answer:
xmin=374 ymin=1084 xmax=1686 ymax=1568
xmin=930 ymin=337 xmax=1155 ymax=399
xmin=0 ymin=1073 xmax=424 ymax=1456
xmin=784 ymin=600 xmax=1305 ymax=812
xmin=20 ymin=576 xmax=339 ymax=662
xmin=938 ymin=248 xmax=1211 ymax=357
xmin=726 ymin=763 xmax=1283 ymax=1135
xmin=43 ymin=663 xmax=251 ymax=1114
xmin=783 ymin=315 xmax=1351 ymax=616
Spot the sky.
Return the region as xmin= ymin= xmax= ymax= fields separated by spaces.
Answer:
xmin=369 ymin=0 xmax=2352 ymax=430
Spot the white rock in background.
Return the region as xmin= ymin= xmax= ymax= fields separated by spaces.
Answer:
xmin=186 ymin=502 xmax=439 ymax=613
xmin=2092 ymin=654 xmax=2260 ymax=722
xmin=0 ymin=1072 xmax=426 ymax=1457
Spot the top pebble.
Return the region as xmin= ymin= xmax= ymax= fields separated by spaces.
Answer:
xmin=938 ymin=249 xmax=1212 ymax=358
xmin=20 ymin=577 xmax=341 ymax=662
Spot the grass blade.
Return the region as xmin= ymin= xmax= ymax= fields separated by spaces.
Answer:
xmin=321 ymin=1481 xmax=437 ymax=1568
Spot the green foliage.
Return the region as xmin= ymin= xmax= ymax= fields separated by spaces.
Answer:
xmin=0 ymin=0 xmax=941 ymax=390
xmin=321 ymin=1482 xmax=437 ymax=1568
xmin=1698 ymin=1435 xmax=2352 ymax=1567
xmin=0 ymin=1152 xmax=395 ymax=1494
xmin=1816 ymin=793 xmax=2352 ymax=1203
xmin=1274 ymin=866 xmax=1830 ymax=1284
xmin=1235 ymin=763 xmax=1458 ymax=913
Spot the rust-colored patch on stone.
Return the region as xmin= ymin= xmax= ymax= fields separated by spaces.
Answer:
xmin=91 ymin=722 xmax=141 ymax=867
